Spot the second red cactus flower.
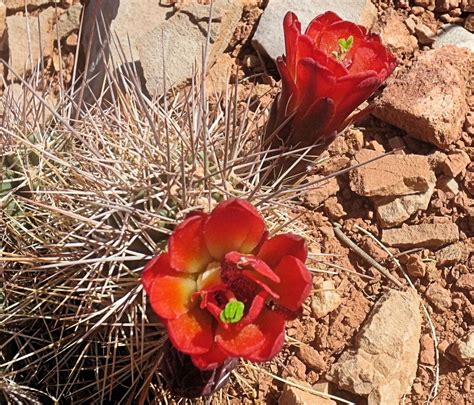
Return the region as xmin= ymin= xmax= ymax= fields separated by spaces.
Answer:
xmin=266 ymin=11 xmax=397 ymax=148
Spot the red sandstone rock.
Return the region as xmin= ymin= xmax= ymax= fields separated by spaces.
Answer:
xmin=382 ymin=222 xmax=460 ymax=249
xmin=350 ymin=149 xmax=433 ymax=197
xmin=374 ymin=46 xmax=473 ymax=149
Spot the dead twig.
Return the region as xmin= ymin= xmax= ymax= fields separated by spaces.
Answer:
xmin=332 ymin=223 xmax=404 ymax=289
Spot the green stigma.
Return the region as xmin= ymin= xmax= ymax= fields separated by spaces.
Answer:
xmin=220 ymin=300 xmax=245 ymax=324
xmin=332 ymin=35 xmax=354 ymax=60
xmin=338 ymin=35 xmax=354 ymax=53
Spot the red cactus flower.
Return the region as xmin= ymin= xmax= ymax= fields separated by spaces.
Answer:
xmin=266 ymin=11 xmax=397 ymax=148
xmin=142 ymin=199 xmax=311 ymax=370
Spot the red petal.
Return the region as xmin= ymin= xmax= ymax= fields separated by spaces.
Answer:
xmin=257 ymin=233 xmax=308 ymax=269
xmin=283 ymin=12 xmax=301 ymax=79
xmin=311 ymin=49 xmax=349 ymax=78
xmin=305 ymin=20 xmax=322 ymax=40
xmin=323 ymin=71 xmax=378 ymax=114
xmin=166 ymin=307 xmax=215 ymax=355
xmin=291 ymin=96 xmax=336 ymax=145
xmin=204 ymin=199 xmax=266 ymax=260
xmin=142 ymin=253 xmax=175 ymax=295
xmin=149 ymin=274 xmax=196 ymax=319
xmin=276 ymin=57 xmax=299 ymax=115
xmin=305 ymin=11 xmax=342 ymax=42
xmin=215 ymin=322 xmax=265 ymax=357
xmin=295 ymin=58 xmax=317 ymax=108
xmin=242 ymin=310 xmax=286 ymax=363
xmin=294 ymin=35 xmax=315 ymax=78
xmin=295 ymin=58 xmax=336 ymax=111
xmin=242 ymin=270 xmax=279 ymax=299
xmin=327 ymin=73 xmax=380 ymax=128
xmin=340 ymin=75 xmax=381 ymax=108
xmin=224 ymin=251 xmax=280 ymax=283
xmin=271 ymin=256 xmax=312 ymax=312
xmin=196 ymin=262 xmax=223 ymax=291
xmin=347 ymin=40 xmax=394 ymax=78
xmin=322 ymin=74 xmax=381 ymax=137
xmin=168 ymin=213 xmax=212 ymax=273
xmin=241 ymin=290 xmax=267 ymax=326
xmin=191 ymin=344 xmax=230 ymax=370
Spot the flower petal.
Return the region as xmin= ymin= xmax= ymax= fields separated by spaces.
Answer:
xmin=204 ymin=199 xmax=266 ymax=260
xmin=305 ymin=11 xmax=342 ymax=41
xmin=271 ymin=256 xmax=312 ymax=312
xmin=348 ymin=40 xmax=396 ymax=79
xmin=196 ymin=262 xmax=223 ymax=291
xmin=244 ymin=310 xmax=286 ymax=362
xmin=311 ymin=49 xmax=349 ymax=79
xmin=325 ymin=73 xmax=380 ymax=132
xmin=241 ymin=290 xmax=268 ymax=325
xmin=223 ymin=251 xmax=280 ymax=283
xmin=191 ymin=344 xmax=230 ymax=370
xmin=257 ymin=233 xmax=308 ymax=269
xmin=221 ymin=251 xmax=280 ymax=299
xmin=276 ymin=56 xmax=299 ymax=115
xmin=291 ymin=96 xmax=336 ymax=145
xmin=142 ymin=253 xmax=175 ymax=295
xmin=333 ymin=71 xmax=378 ymax=102
xmin=215 ymin=322 xmax=265 ymax=357
xmin=149 ymin=274 xmax=197 ymax=319
xmin=283 ymin=12 xmax=301 ymax=79
xmin=295 ymin=59 xmax=336 ymax=103
xmin=168 ymin=213 xmax=212 ymax=273
xmin=166 ymin=306 xmax=215 ymax=355
xmin=294 ymin=35 xmax=315 ymax=79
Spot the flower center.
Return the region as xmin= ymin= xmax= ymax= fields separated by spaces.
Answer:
xmin=194 ymin=253 xmax=280 ymax=328
xmin=332 ymin=35 xmax=354 ymax=61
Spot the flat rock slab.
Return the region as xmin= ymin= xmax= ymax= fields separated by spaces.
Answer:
xmin=435 ymin=239 xmax=473 ymax=266
xmin=327 ymin=290 xmax=422 ymax=405
xmin=56 ymin=3 xmax=82 ymax=40
xmin=441 ymin=150 xmax=471 ymax=178
xmin=349 ymin=149 xmax=433 ymax=197
xmin=434 ymin=25 xmax=474 ymax=52
xmin=88 ymin=0 xmax=171 ymax=67
xmin=6 ymin=8 xmax=55 ymax=76
xmin=252 ymin=0 xmax=377 ymax=60
xmin=279 ymin=384 xmax=336 ymax=405
xmin=4 ymin=0 xmax=50 ymax=11
xmin=377 ymin=10 xmax=418 ymax=54
xmin=374 ymin=46 xmax=473 ymax=149
xmin=382 ymin=222 xmax=459 ymax=249
xmin=303 ymin=176 xmax=339 ymax=207
xmin=137 ymin=0 xmax=243 ymax=94
xmin=374 ymin=179 xmax=435 ymax=228
xmin=81 ymin=0 xmax=243 ymax=97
